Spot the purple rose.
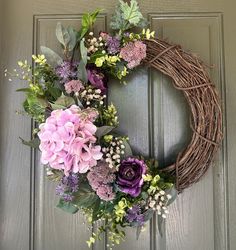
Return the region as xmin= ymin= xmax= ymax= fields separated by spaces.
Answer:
xmin=87 ymin=65 xmax=107 ymax=94
xmin=117 ymin=158 xmax=147 ymax=197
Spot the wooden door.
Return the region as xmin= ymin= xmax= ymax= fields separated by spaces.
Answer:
xmin=0 ymin=0 xmax=234 ymax=250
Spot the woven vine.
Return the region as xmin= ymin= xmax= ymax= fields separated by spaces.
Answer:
xmin=144 ymin=38 xmax=223 ymax=191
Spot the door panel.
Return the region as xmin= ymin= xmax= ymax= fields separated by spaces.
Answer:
xmin=0 ymin=1 xmax=232 ymax=250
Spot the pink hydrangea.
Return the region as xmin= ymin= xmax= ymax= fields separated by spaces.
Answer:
xmin=38 ymin=105 xmax=103 ymax=175
xmin=64 ymin=80 xmax=84 ymax=94
xmin=87 ymin=161 xmax=116 ymax=201
xmin=120 ymin=41 xmax=146 ymax=69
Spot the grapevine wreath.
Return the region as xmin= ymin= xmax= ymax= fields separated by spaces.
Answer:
xmin=6 ymin=0 xmax=223 ymax=247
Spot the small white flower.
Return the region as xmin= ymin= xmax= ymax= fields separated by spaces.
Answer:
xmin=167 ymin=194 xmax=172 ymax=199
xmin=160 ymin=190 xmax=165 ymax=195
xmin=89 ymin=32 xmax=94 ymax=36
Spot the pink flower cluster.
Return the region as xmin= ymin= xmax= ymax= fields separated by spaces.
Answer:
xmin=38 ymin=105 xmax=103 ymax=175
xmin=65 ymin=80 xmax=84 ymax=94
xmin=120 ymin=41 xmax=146 ymax=69
xmin=87 ymin=161 xmax=116 ymax=201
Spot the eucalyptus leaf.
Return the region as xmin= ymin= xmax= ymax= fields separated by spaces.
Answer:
xmin=122 ymin=140 xmax=133 ymax=158
xmin=136 ymin=225 xmax=142 ymax=240
xmin=67 ymin=27 xmax=77 ymax=51
xmin=78 ymin=60 xmax=88 ymax=83
xmin=56 ymin=22 xmax=70 ymax=48
xmin=54 ymin=93 xmax=75 ymax=108
xmin=157 ymin=214 xmax=165 ymax=237
xmin=19 ymin=137 xmax=40 ymax=149
xmin=57 ymin=199 xmax=79 ymax=214
xmin=95 ymin=126 xmax=114 ymax=139
xmin=80 ymin=40 xmax=87 ymax=65
xmin=40 ymin=46 xmax=63 ymax=67
xmin=166 ymin=186 xmax=178 ymax=206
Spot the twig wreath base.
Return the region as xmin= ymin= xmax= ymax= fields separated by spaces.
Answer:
xmin=144 ymin=38 xmax=223 ymax=191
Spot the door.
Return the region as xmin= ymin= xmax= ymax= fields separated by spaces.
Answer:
xmin=0 ymin=0 xmax=234 ymax=250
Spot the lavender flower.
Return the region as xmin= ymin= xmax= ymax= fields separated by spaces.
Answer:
xmin=55 ymin=61 xmax=78 ymax=83
xmin=56 ymin=173 xmax=79 ymax=202
xmin=106 ymin=36 xmax=120 ymax=54
xmin=125 ymin=205 xmax=145 ymax=226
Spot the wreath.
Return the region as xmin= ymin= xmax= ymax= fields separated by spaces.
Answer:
xmin=6 ymin=0 xmax=223 ymax=247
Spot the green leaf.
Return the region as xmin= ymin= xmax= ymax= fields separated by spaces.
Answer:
xmin=19 ymin=137 xmax=40 ymax=149
xmin=54 ymin=93 xmax=75 ymax=108
xmin=16 ymin=88 xmax=31 ymax=93
xmin=55 ymin=22 xmax=70 ymax=48
xmin=92 ymin=199 xmax=101 ymax=221
xmin=72 ymin=183 xmax=98 ymax=208
xmin=122 ymin=140 xmax=133 ymax=158
xmin=95 ymin=126 xmax=114 ymax=139
xmin=57 ymin=199 xmax=79 ymax=214
xmin=46 ymin=84 xmax=62 ymax=100
xmin=40 ymin=46 xmax=63 ymax=67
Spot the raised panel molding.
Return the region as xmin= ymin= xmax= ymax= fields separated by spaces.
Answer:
xmin=32 ymin=15 xmax=107 ymax=250
xmin=148 ymin=13 xmax=228 ymax=250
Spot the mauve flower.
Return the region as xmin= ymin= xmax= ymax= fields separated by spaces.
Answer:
xmin=38 ymin=105 xmax=103 ymax=175
xmin=106 ymin=36 xmax=120 ymax=54
xmin=87 ymin=65 xmax=107 ymax=93
xmin=99 ymin=31 xmax=110 ymax=41
xmin=116 ymin=158 xmax=147 ymax=197
xmin=65 ymin=80 xmax=84 ymax=94
xmin=87 ymin=161 xmax=116 ymax=201
xmin=120 ymin=41 xmax=146 ymax=69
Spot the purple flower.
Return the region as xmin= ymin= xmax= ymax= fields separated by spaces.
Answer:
xmin=106 ymin=36 xmax=120 ymax=54
xmin=125 ymin=205 xmax=145 ymax=226
xmin=56 ymin=61 xmax=78 ymax=83
xmin=87 ymin=65 xmax=108 ymax=93
xmin=56 ymin=173 xmax=79 ymax=202
xmin=116 ymin=158 xmax=147 ymax=197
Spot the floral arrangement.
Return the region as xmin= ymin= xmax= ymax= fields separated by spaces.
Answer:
xmin=6 ymin=0 xmax=178 ymax=247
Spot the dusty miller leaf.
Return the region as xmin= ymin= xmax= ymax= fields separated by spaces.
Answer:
xmin=120 ymin=0 xmax=143 ymax=25
xmin=40 ymin=46 xmax=63 ymax=67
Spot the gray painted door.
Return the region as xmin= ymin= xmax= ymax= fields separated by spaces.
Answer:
xmin=0 ymin=1 xmax=235 ymax=250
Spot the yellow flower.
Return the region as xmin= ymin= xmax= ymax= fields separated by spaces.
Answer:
xmin=105 ymin=55 xmax=120 ymax=66
xmin=32 ymin=54 xmax=47 ymax=65
xmin=142 ymin=28 xmax=155 ymax=39
xmin=95 ymin=56 xmax=106 ymax=67
xmin=143 ymin=174 xmax=152 ymax=182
